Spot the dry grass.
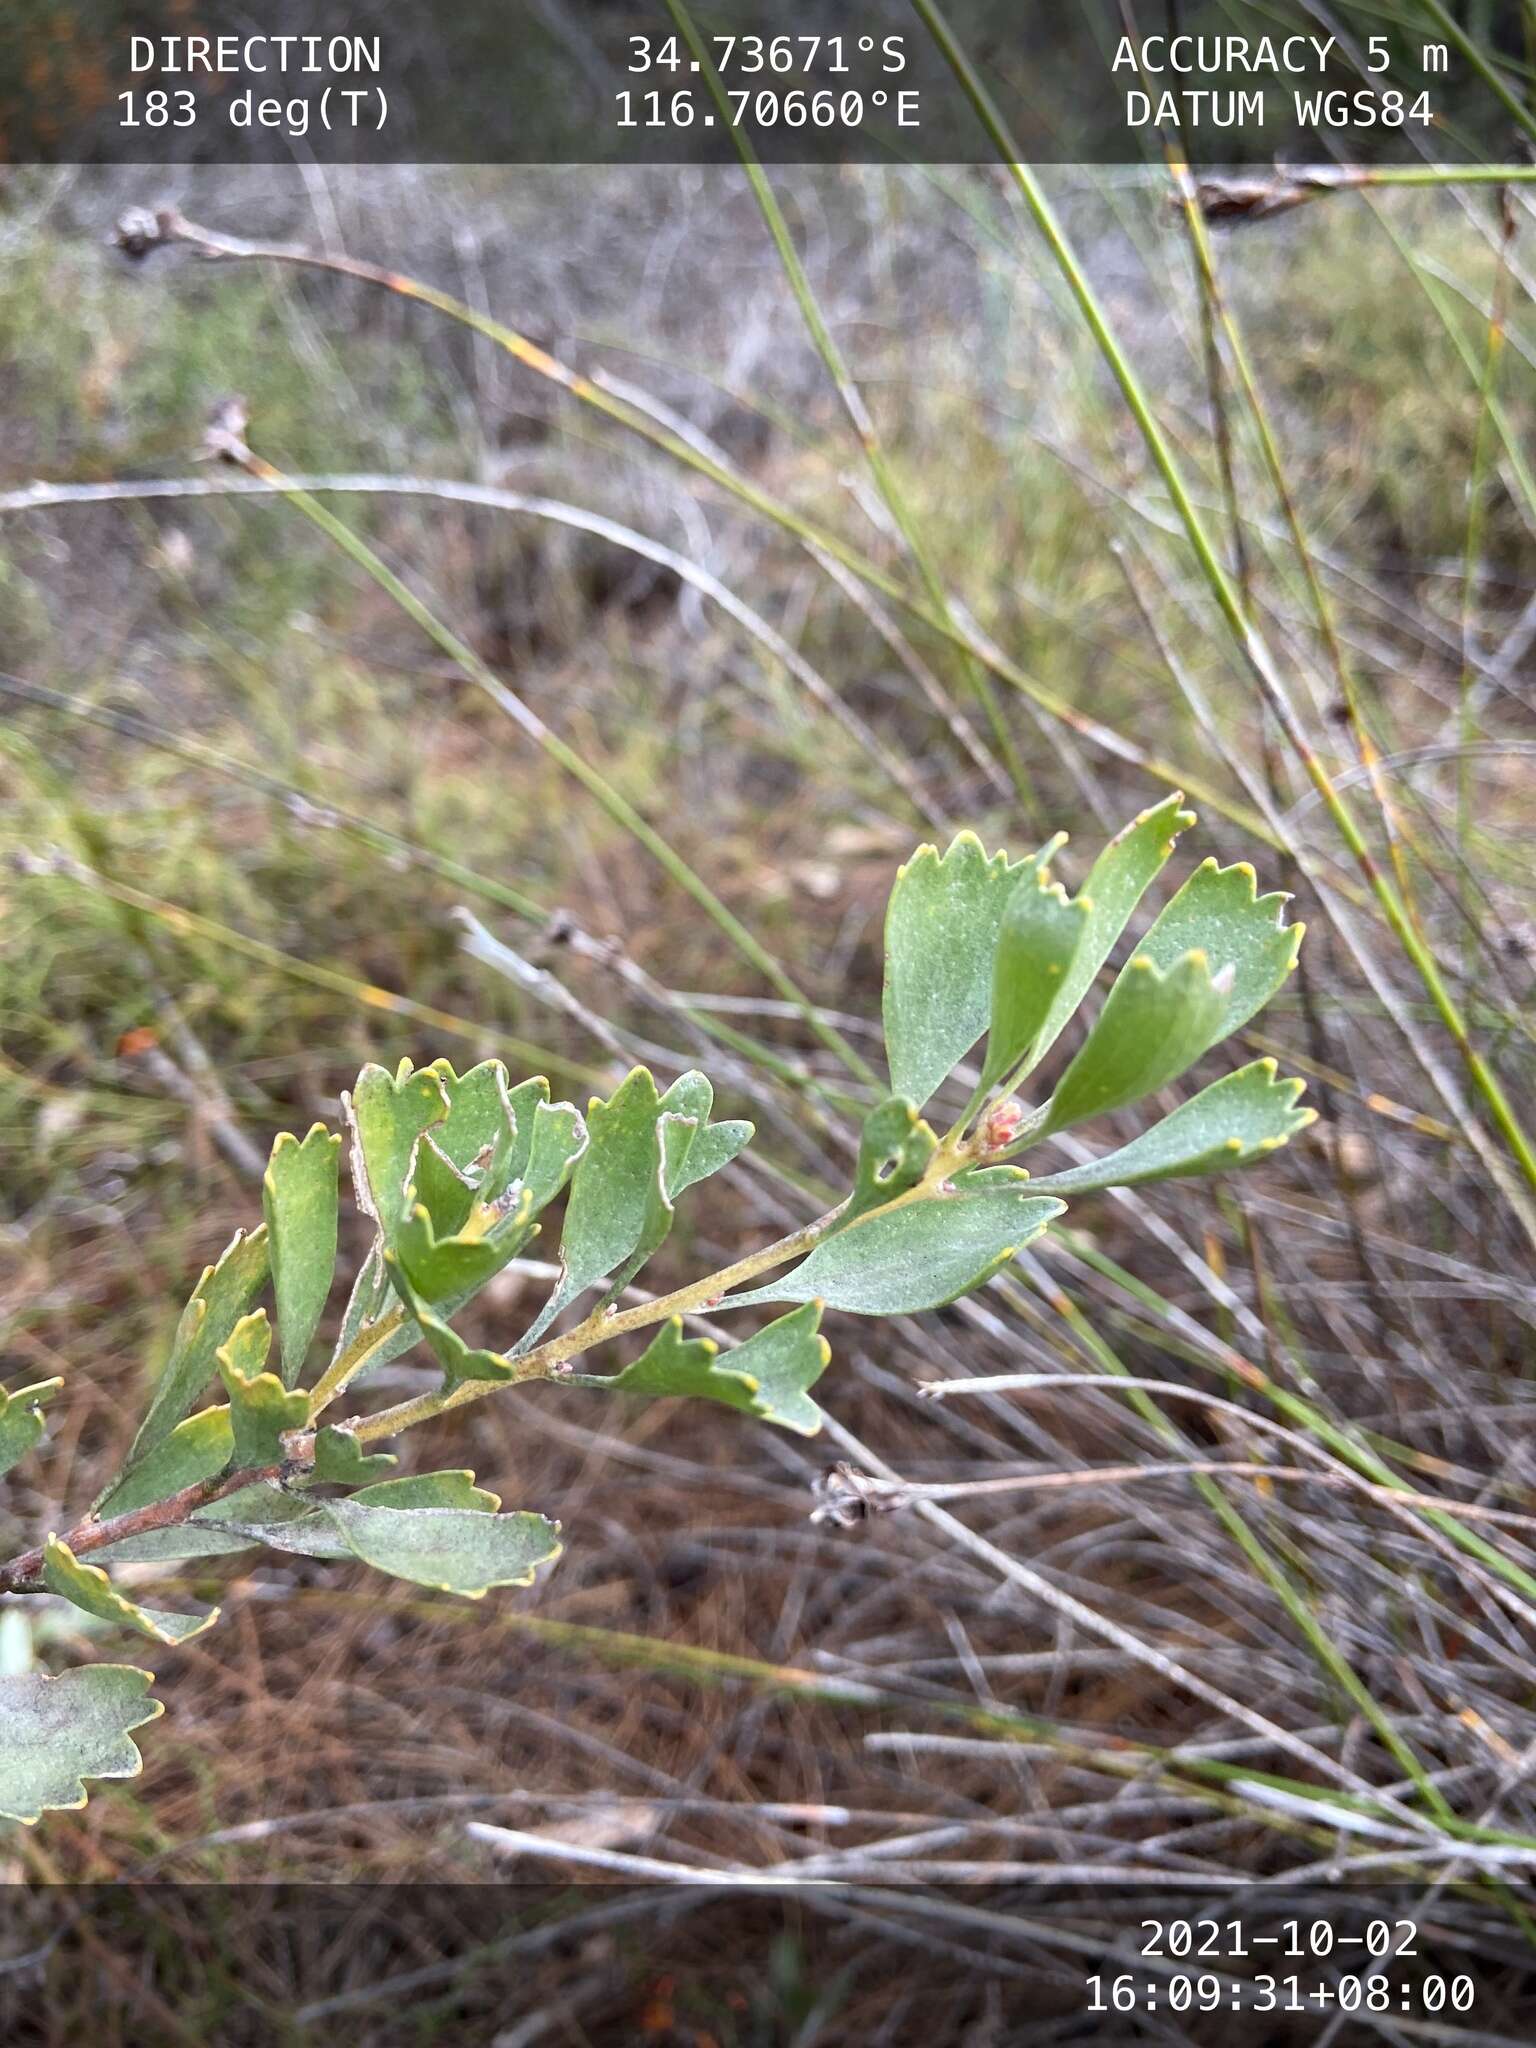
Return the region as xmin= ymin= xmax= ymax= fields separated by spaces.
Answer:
xmin=3 ymin=162 xmax=1536 ymax=2036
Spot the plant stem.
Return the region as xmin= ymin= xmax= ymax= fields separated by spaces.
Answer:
xmin=0 ymin=1204 xmax=845 ymax=1587
xmin=303 ymin=1301 xmax=409 ymax=1418
xmin=344 ymin=1205 xmax=843 ymax=1445
xmin=0 ymin=1464 xmax=282 ymax=1596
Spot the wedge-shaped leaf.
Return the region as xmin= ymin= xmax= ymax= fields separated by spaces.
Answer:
xmin=320 ymin=1499 xmax=561 ymax=1597
xmin=345 ymin=1060 xmax=450 ymax=1234
xmin=882 ymin=831 xmax=1030 ymax=1110
xmin=125 ymin=1225 xmax=270 ymax=1467
xmin=392 ymin=1186 xmax=537 ymax=1308
xmin=415 ymin=1072 xmax=580 ymax=1230
xmin=410 ymin=1059 xmax=518 ymax=1236
xmin=605 ymin=1071 xmax=704 ymax=1297
xmin=654 ymin=1076 xmax=705 ymax=1218
xmin=391 ymin=1083 xmax=586 ymax=1309
xmin=351 ymin=1470 xmax=500 ymax=1512
xmin=100 ymin=1481 xmax=318 ymax=1563
xmin=524 ymin=1067 xmax=665 ymax=1341
xmin=838 ymin=1096 xmax=937 ymax=1231
xmin=674 ymin=1116 xmax=753 ymax=1191
xmin=1026 ymin=793 xmax=1196 ymax=1074
xmin=161 ymin=1469 xmax=500 ymax=1563
xmin=1031 ymin=1061 xmax=1314 ymax=1194
xmin=384 ymin=1258 xmax=518 ymax=1392
xmin=311 ymin=1426 xmax=397 ymax=1486
xmin=43 ymin=1537 xmax=219 ymax=1645
xmin=1136 ymin=858 xmax=1302 ymax=1044
xmin=180 ymin=1484 xmax=354 ymax=1562
xmin=410 ymin=1062 xmax=575 ymax=1240
xmin=0 ymin=1376 xmax=61 ymax=1481
xmin=217 ymin=1311 xmax=308 ymax=1468
xmin=100 ymin=1523 xmax=256 ymax=1564
xmin=728 ymin=1186 xmax=1064 ymax=1315
xmin=516 ymin=1097 xmax=589 ymax=1216
xmin=97 ymin=1407 xmax=233 ymax=1517
xmin=580 ymin=1304 xmax=831 ymax=1435
xmin=605 ymin=1072 xmax=754 ymax=1304
xmin=1040 ymin=950 xmax=1229 ymax=1138
xmin=263 ymin=1124 xmax=341 ymax=1386
xmin=363 ymin=1091 xmax=582 ymax=1374
xmin=0 ymin=1665 xmax=161 ymax=1824
xmin=581 ymin=1317 xmax=741 ymax=1408
xmin=719 ymin=1304 xmax=832 ymax=1433
xmin=984 ymin=861 xmax=1092 ymax=1086
xmin=654 ymin=1073 xmax=753 ymax=1199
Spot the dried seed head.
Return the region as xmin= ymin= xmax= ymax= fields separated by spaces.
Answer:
xmin=809 ymin=1463 xmax=909 ymax=1528
xmin=1182 ymin=172 xmax=1329 ymax=228
xmin=113 ymin=208 xmax=162 ymax=260
xmin=199 ymin=395 xmax=252 ymax=466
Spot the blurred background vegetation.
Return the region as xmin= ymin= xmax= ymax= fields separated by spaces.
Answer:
xmin=2 ymin=161 xmax=1535 ymax=2040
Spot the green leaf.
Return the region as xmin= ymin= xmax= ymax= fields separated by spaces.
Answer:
xmin=722 ymin=1303 xmax=832 ymax=1433
xmin=984 ymin=860 xmax=1092 ymax=1086
xmin=311 ymin=1426 xmax=398 ymax=1486
xmin=1135 ymin=858 xmax=1303 ymax=1043
xmin=582 ymin=1302 xmax=830 ymax=1434
xmin=216 ymin=1311 xmax=309 ymax=1468
xmin=673 ymin=1115 xmax=753 ymax=1191
xmin=838 ymin=1096 xmax=937 ymax=1230
xmin=1025 ymin=793 xmax=1197 ymax=1074
xmin=1039 ymin=949 xmax=1229 ymax=1137
xmin=97 ymin=1407 xmax=233 ymax=1517
xmin=364 ymin=1090 xmax=584 ymax=1372
xmin=882 ymin=830 xmax=1030 ymax=1110
xmin=728 ymin=1186 xmax=1064 ymax=1315
xmin=411 ymin=1058 xmax=520 ymax=1235
xmin=654 ymin=1073 xmax=753 ymax=1198
xmin=125 ymin=1225 xmax=270 ymax=1467
xmin=1029 ymin=1061 xmax=1315 ymax=1195
xmin=345 ymin=1060 xmax=450 ymax=1235
xmin=155 ymin=1470 xmax=500 ymax=1563
xmin=43 ymin=1537 xmax=219 ymax=1645
xmin=655 ymin=1069 xmax=708 ymax=1187
xmin=391 ymin=1187 xmax=537 ymax=1307
xmin=262 ymin=1124 xmax=341 ymax=1387
xmin=383 ymin=1257 xmax=518 ymax=1392
xmin=320 ymin=1499 xmax=562 ymax=1597
xmin=414 ymin=1072 xmax=579 ymax=1228
xmin=515 ymin=1096 xmax=588 ymax=1216
xmin=606 ymin=1071 xmax=705 ymax=1298
xmin=602 ymin=1072 xmax=755 ymax=1306
xmin=0 ymin=1665 xmax=162 ymax=1825
xmin=0 ymin=1377 xmax=61 ymax=1481
xmin=534 ymin=1067 xmax=665 ymax=1331
xmin=176 ymin=1483 xmax=352 ymax=1561
xmin=582 ymin=1317 xmax=739 ymax=1406
xmin=100 ymin=1524 xmax=256 ymax=1564
xmin=352 ymin=1470 xmax=499 ymax=1512
xmin=99 ymin=1482 xmax=319 ymax=1564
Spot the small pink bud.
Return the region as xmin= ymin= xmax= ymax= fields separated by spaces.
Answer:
xmin=980 ymin=1097 xmax=1025 ymax=1154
